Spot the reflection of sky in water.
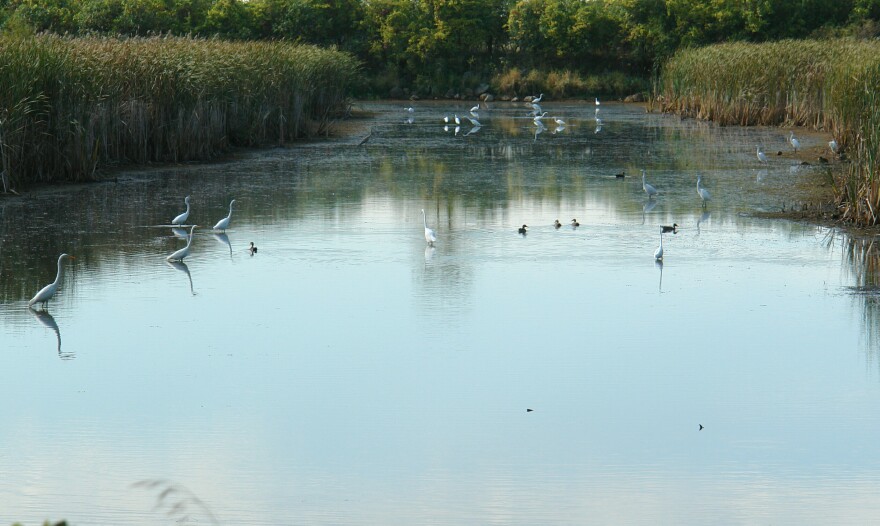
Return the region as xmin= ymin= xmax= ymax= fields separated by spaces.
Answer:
xmin=1 ymin=102 xmax=878 ymax=524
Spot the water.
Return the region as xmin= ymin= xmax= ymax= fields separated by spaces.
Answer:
xmin=1 ymin=101 xmax=878 ymax=525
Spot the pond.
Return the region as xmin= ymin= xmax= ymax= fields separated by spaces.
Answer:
xmin=2 ymin=101 xmax=879 ymax=525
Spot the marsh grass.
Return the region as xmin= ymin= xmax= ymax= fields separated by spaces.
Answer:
xmin=660 ymin=39 xmax=880 ymax=225
xmin=0 ymin=34 xmax=359 ymax=190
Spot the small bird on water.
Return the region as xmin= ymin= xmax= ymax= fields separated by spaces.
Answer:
xmin=526 ymin=409 xmax=534 ymax=412
xmin=554 ymin=219 xmax=562 ymax=229
xmin=249 ymin=242 xmax=258 ymax=255
xmin=699 ymin=424 xmax=704 ymax=431
xmin=571 ymin=218 xmax=580 ymax=227
xmin=518 ymin=224 xmax=528 ymax=235
xmin=661 ymin=223 xmax=678 ymax=234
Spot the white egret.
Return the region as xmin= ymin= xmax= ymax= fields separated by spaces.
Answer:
xmin=554 ymin=219 xmax=562 ymax=229
xmin=697 ymin=176 xmax=711 ymax=207
xmin=829 ymin=139 xmax=839 ymax=154
xmin=213 ymin=199 xmax=236 ymax=231
xmin=518 ymin=224 xmax=528 ymax=234
xmin=533 ymin=93 xmax=544 ymax=103
xmin=757 ymin=146 xmax=768 ymax=163
xmin=661 ymin=223 xmax=678 ymax=233
xmin=28 ymin=254 xmax=74 ymax=309
xmin=533 ymin=111 xmax=548 ymax=124
xmin=789 ymin=131 xmax=801 ymax=152
xmin=405 ymin=106 xmax=414 ymax=113
xmin=654 ymin=233 xmax=663 ymax=261
xmin=443 ymin=114 xmax=450 ymax=123
xmin=421 ymin=209 xmax=436 ymax=245
xmin=454 ymin=114 xmax=461 ymax=125
xmin=249 ymin=241 xmax=258 ymax=255
xmin=554 ymin=117 xmax=566 ymax=126
xmin=641 ymin=170 xmax=658 ymax=199
xmin=167 ymin=225 xmax=197 ymax=262
xmin=595 ymin=97 xmax=601 ymax=106
xmin=171 ymin=195 xmax=191 ymax=226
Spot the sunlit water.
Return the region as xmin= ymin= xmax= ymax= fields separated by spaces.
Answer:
xmin=2 ymin=101 xmax=879 ymax=525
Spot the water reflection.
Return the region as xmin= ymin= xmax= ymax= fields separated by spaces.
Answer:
xmin=213 ymin=232 xmax=233 ymax=259
xmin=29 ymin=307 xmax=73 ymax=359
xmin=656 ymin=259 xmax=664 ymax=293
xmin=166 ymin=260 xmax=196 ymax=296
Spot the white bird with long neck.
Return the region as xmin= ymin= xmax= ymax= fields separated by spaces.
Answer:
xmin=757 ymin=146 xmax=768 ymax=163
xmin=532 ymin=93 xmax=543 ymax=103
xmin=213 ymin=199 xmax=236 ymax=231
xmin=167 ymin=225 xmax=198 ymax=262
xmin=641 ymin=170 xmax=658 ymax=199
xmin=697 ymin=176 xmax=711 ymax=207
xmin=421 ymin=209 xmax=436 ymax=246
xmin=654 ymin=232 xmax=663 ymax=261
xmin=789 ymin=131 xmax=801 ymax=152
xmin=172 ymin=195 xmax=191 ymax=226
xmin=28 ymin=254 xmax=74 ymax=309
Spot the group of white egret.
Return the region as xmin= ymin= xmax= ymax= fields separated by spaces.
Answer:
xmin=27 ymin=196 xmax=243 ymax=311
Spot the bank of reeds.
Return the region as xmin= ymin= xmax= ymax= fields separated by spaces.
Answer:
xmin=0 ymin=34 xmax=360 ymax=191
xmin=659 ymin=39 xmax=880 ymax=226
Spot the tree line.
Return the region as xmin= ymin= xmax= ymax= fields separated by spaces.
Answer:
xmin=2 ymin=0 xmax=880 ymax=97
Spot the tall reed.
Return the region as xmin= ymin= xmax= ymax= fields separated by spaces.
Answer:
xmin=659 ymin=39 xmax=880 ymax=225
xmin=0 ymin=34 xmax=359 ymax=190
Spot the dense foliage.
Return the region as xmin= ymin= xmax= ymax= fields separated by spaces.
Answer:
xmin=1 ymin=0 xmax=880 ymax=96
xmin=660 ymin=39 xmax=880 ymax=225
xmin=0 ymin=34 xmax=358 ymax=189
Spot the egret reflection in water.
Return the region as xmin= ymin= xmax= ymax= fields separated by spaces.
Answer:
xmin=166 ymin=260 xmax=196 ymax=296
xmin=29 ymin=308 xmax=73 ymax=359
xmin=213 ymin=232 xmax=233 ymax=258
xmin=656 ymin=259 xmax=664 ymax=293
xmin=171 ymin=227 xmax=189 ymax=240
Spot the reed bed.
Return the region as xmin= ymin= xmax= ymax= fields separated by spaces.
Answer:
xmin=0 ymin=34 xmax=359 ymax=190
xmin=659 ymin=39 xmax=880 ymax=225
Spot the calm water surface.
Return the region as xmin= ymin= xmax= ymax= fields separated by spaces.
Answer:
xmin=2 ymin=101 xmax=879 ymax=525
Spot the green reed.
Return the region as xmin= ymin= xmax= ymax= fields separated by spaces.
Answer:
xmin=0 ymin=34 xmax=359 ymax=190
xmin=659 ymin=39 xmax=880 ymax=225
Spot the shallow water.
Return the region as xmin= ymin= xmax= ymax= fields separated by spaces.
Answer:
xmin=1 ymin=101 xmax=878 ymax=525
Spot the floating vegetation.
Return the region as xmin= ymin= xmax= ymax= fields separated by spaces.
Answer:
xmin=0 ymin=34 xmax=359 ymax=191
xmin=659 ymin=39 xmax=880 ymax=226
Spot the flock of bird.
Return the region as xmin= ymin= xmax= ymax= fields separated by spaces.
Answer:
xmin=27 ymin=196 xmax=254 ymax=310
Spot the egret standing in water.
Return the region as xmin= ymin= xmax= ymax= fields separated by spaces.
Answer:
xmin=421 ymin=209 xmax=436 ymax=246
xmin=171 ymin=195 xmax=191 ymax=226
xmin=757 ymin=146 xmax=768 ymax=163
xmin=28 ymin=254 xmax=74 ymax=310
xmin=595 ymin=97 xmax=601 ymax=106
xmin=213 ymin=199 xmax=236 ymax=231
xmin=789 ymin=131 xmax=801 ymax=152
xmin=642 ymin=170 xmax=658 ymax=199
xmin=697 ymin=176 xmax=711 ymax=207
xmin=654 ymin=232 xmax=664 ymax=261
xmin=829 ymin=139 xmax=839 ymax=154
xmin=532 ymin=93 xmax=544 ymax=103
xmin=167 ymin=225 xmax=197 ymax=262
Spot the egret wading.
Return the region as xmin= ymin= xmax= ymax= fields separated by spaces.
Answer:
xmin=654 ymin=233 xmax=664 ymax=261
xmin=789 ymin=131 xmax=801 ymax=152
xmin=213 ymin=199 xmax=236 ymax=231
xmin=167 ymin=225 xmax=198 ymax=262
xmin=757 ymin=146 xmax=768 ymax=163
xmin=697 ymin=176 xmax=711 ymax=207
xmin=421 ymin=209 xmax=436 ymax=246
xmin=172 ymin=195 xmax=191 ymax=226
xmin=28 ymin=254 xmax=74 ymax=309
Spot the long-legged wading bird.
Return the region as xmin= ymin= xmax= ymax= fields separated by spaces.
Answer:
xmin=697 ymin=176 xmax=711 ymax=207
xmin=172 ymin=195 xmax=191 ymax=226
xmin=642 ymin=170 xmax=658 ymax=199
xmin=167 ymin=225 xmax=198 ymax=262
xmin=654 ymin=232 xmax=664 ymax=261
xmin=757 ymin=146 xmax=768 ymax=163
xmin=28 ymin=254 xmax=74 ymax=309
xmin=789 ymin=131 xmax=801 ymax=152
xmin=421 ymin=209 xmax=436 ymax=246
xmin=213 ymin=199 xmax=236 ymax=231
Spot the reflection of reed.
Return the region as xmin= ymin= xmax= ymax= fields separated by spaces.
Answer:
xmin=132 ymin=479 xmax=219 ymax=525
xmin=29 ymin=308 xmax=74 ymax=360
xmin=840 ymin=233 xmax=880 ymax=367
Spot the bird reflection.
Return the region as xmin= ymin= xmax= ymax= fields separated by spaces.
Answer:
xmin=213 ymin=232 xmax=233 ymax=258
xmin=534 ymin=123 xmax=545 ymax=141
xmin=655 ymin=259 xmax=664 ymax=293
xmin=424 ymin=245 xmax=435 ymax=262
xmin=696 ymin=210 xmax=710 ymax=235
xmin=756 ymin=168 xmax=768 ymax=183
xmin=553 ymin=124 xmax=566 ymax=134
xmin=642 ymin=199 xmax=657 ymax=225
xmin=465 ymin=125 xmax=482 ymax=136
xmin=171 ymin=227 xmax=189 ymax=240
xmin=30 ymin=308 xmax=73 ymax=360
xmin=167 ymin=260 xmax=196 ymax=296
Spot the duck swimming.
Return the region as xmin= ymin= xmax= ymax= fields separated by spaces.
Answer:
xmin=518 ymin=224 xmax=528 ymax=234
xmin=661 ymin=223 xmax=678 ymax=234
xmin=571 ymin=218 xmax=580 ymax=227
xmin=554 ymin=219 xmax=562 ymax=229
